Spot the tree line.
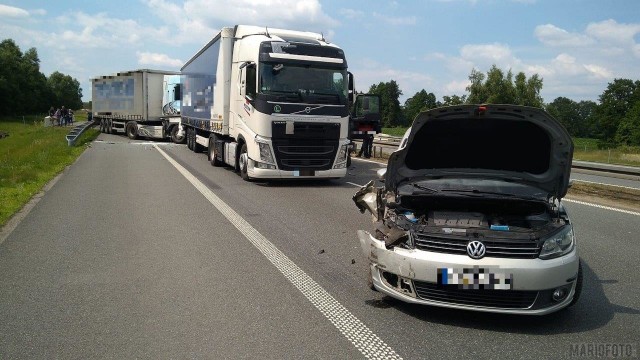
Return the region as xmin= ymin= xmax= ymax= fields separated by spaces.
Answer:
xmin=0 ymin=39 xmax=83 ymax=117
xmin=367 ymin=64 xmax=640 ymax=147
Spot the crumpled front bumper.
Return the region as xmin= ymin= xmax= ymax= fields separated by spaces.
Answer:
xmin=358 ymin=230 xmax=579 ymax=315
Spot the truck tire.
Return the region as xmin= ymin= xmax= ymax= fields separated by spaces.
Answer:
xmin=99 ymin=119 xmax=104 ymax=133
xmin=126 ymin=122 xmax=138 ymax=140
xmin=193 ymin=130 xmax=204 ymax=153
xmin=187 ymin=128 xmax=193 ymax=150
xmin=171 ymin=125 xmax=186 ymax=144
xmin=239 ymin=143 xmax=250 ymax=181
xmin=208 ymin=135 xmax=223 ymax=167
xmin=108 ymin=120 xmax=115 ymax=134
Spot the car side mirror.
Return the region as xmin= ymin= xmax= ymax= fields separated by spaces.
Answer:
xmin=377 ymin=168 xmax=387 ymax=182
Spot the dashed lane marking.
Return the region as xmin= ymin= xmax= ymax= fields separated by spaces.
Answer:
xmin=155 ymin=145 xmax=402 ymax=360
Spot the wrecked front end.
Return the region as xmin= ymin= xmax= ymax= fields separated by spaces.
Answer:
xmin=354 ymin=181 xmax=580 ymax=315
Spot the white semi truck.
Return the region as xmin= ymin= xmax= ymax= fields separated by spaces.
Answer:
xmin=181 ymin=25 xmax=351 ymax=180
xmin=92 ymin=69 xmax=185 ymax=143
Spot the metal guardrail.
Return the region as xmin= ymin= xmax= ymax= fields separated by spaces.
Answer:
xmin=358 ymin=134 xmax=640 ymax=176
xmin=66 ymin=121 xmax=96 ymax=146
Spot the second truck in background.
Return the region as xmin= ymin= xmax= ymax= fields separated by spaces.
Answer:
xmin=181 ymin=25 xmax=351 ymax=180
xmin=92 ymin=69 xmax=185 ymax=143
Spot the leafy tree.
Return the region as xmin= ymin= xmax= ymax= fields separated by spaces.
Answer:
xmin=369 ymin=80 xmax=403 ymax=127
xmin=465 ymin=65 xmax=543 ymax=107
xmin=576 ymin=100 xmax=598 ymax=137
xmin=441 ymin=94 xmax=467 ymax=106
xmin=615 ymin=101 xmax=640 ymax=145
xmin=48 ymin=71 xmax=83 ymax=110
xmin=403 ymin=89 xmax=437 ymax=123
xmin=546 ymin=97 xmax=581 ymax=135
xmin=591 ymin=79 xmax=640 ymax=143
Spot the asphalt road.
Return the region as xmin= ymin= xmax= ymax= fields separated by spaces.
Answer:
xmin=1 ymin=133 xmax=638 ymax=359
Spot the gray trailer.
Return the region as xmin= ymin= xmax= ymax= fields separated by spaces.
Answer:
xmin=92 ymin=69 xmax=185 ymax=142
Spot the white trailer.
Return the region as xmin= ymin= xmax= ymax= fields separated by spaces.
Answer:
xmin=181 ymin=25 xmax=351 ymax=180
xmin=92 ymin=69 xmax=185 ymax=143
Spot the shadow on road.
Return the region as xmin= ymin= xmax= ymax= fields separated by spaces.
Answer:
xmin=368 ymin=260 xmax=638 ymax=334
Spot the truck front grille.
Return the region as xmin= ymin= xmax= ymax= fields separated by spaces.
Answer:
xmin=413 ymin=281 xmax=538 ymax=309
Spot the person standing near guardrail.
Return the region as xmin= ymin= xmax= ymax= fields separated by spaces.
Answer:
xmin=60 ymin=106 xmax=68 ymax=126
xmin=357 ymin=133 xmax=373 ymax=158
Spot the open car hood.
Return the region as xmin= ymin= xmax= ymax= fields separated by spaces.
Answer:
xmin=386 ymin=105 xmax=574 ymax=199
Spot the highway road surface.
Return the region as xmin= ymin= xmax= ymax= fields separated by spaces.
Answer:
xmin=1 ymin=133 xmax=638 ymax=359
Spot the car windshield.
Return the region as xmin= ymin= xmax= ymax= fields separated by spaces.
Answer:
xmin=258 ymin=62 xmax=347 ymax=103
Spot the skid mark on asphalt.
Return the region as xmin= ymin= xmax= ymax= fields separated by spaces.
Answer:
xmin=155 ymin=145 xmax=402 ymax=360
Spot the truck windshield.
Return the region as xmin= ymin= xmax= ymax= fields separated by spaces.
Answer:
xmin=259 ymin=63 xmax=348 ymax=104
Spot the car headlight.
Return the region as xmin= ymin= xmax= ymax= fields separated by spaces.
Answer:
xmin=257 ymin=141 xmax=275 ymax=164
xmin=539 ymin=226 xmax=575 ymax=259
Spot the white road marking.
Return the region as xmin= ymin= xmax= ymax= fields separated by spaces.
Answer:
xmin=352 ymin=157 xmax=386 ymax=165
xmin=563 ymin=198 xmax=640 ymax=217
xmin=155 ymin=146 xmax=402 ymax=360
xmin=346 ymin=182 xmax=365 ymax=188
xmin=572 ymin=179 xmax=640 ymax=191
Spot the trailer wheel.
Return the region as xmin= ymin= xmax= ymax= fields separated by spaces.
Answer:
xmin=193 ymin=130 xmax=204 ymax=153
xmin=186 ymin=128 xmax=193 ymax=150
xmin=171 ymin=125 xmax=186 ymax=144
xmin=239 ymin=143 xmax=250 ymax=181
xmin=108 ymin=119 xmax=115 ymax=134
xmin=126 ymin=122 xmax=138 ymax=140
xmin=208 ymin=135 xmax=223 ymax=167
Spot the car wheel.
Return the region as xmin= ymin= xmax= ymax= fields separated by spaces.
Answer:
xmin=239 ymin=143 xmax=250 ymax=181
xmin=126 ymin=122 xmax=138 ymax=140
xmin=187 ymin=128 xmax=193 ymax=150
xmin=208 ymin=135 xmax=223 ymax=167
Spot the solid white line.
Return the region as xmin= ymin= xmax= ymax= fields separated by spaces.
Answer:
xmin=352 ymin=157 xmax=386 ymax=165
xmin=346 ymin=182 xmax=364 ymax=188
xmin=572 ymin=179 xmax=640 ymax=191
xmin=155 ymin=145 xmax=402 ymax=360
xmin=563 ymin=198 xmax=640 ymax=217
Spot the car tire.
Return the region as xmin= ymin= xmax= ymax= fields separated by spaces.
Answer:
xmin=126 ymin=122 xmax=138 ymax=140
xmin=171 ymin=125 xmax=186 ymax=144
xmin=239 ymin=143 xmax=250 ymax=181
xmin=208 ymin=135 xmax=223 ymax=167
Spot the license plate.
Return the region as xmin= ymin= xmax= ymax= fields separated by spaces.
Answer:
xmin=437 ymin=267 xmax=513 ymax=290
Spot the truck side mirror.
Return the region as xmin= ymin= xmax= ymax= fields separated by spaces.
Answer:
xmin=348 ymin=72 xmax=354 ymax=105
xmin=174 ymin=84 xmax=181 ymax=101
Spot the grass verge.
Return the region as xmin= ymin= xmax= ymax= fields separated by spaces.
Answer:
xmin=0 ymin=118 xmax=99 ymax=227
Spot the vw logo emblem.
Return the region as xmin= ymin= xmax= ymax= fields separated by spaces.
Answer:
xmin=467 ymin=241 xmax=486 ymax=259
xmin=304 ymin=106 xmax=311 ymax=114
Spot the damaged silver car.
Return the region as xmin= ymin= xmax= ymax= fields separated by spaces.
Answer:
xmin=354 ymin=105 xmax=582 ymax=315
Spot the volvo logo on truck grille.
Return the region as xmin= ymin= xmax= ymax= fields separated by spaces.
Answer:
xmin=467 ymin=241 xmax=486 ymax=259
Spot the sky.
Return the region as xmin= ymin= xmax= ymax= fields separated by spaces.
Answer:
xmin=1 ymin=0 xmax=640 ymax=104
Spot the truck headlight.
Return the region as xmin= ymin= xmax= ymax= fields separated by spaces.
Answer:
xmin=539 ymin=226 xmax=575 ymax=259
xmin=336 ymin=144 xmax=348 ymax=163
xmin=257 ymin=141 xmax=275 ymax=164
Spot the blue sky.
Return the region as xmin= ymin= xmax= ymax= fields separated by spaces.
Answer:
xmin=1 ymin=0 xmax=639 ymax=103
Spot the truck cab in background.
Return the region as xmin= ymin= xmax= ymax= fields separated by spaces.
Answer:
xmin=181 ymin=25 xmax=351 ymax=181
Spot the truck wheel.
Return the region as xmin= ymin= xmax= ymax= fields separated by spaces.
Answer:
xmin=108 ymin=120 xmax=115 ymax=134
xmin=126 ymin=122 xmax=138 ymax=140
xmin=208 ymin=135 xmax=223 ymax=167
xmin=171 ymin=125 xmax=186 ymax=144
xmin=239 ymin=143 xmax=250 ymax=181
xmin=193 ymin=130 xmax=204 ymax=153
xmin=187 ymin=128 xmax=193 ymax=150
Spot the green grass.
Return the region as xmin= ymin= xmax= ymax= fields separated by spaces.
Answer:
xmin=0 ymin=116 xmax=99 ymax=226
xmin=382 ymin=127 xmax=409 ymax=137
xmin=381 ymin=130 xmax=640 ymax=168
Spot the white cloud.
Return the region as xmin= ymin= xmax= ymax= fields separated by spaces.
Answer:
xmin=143 ymin=0 xmax=339 ymax=45
xmin=137 ymin=52 xmax=184 ymax=68
xmin=534 ymin=24 xmax=594 ymax=47
xmin=339 ymin=8 xmax=364 ymax=19
xmin=583 ymin=64 xmax=613 ymax=79
xmin=0 ymin=4 xmax=29 ymax=17
xmin=443 ymin=79 xmax=470 ymax=95
xmin=585 ymin=19 xmax=640 ymax=44
xmin=353 ymin=58 xmax=432 ymax=100
xmin=31 ymin=9 xmax=47 ymax=16
xmin=372 ymin=12 xmax=417 ymax=26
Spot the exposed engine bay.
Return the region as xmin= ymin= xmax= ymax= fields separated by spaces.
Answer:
xmin=354 ymin=180 xmax=570 ymax=250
